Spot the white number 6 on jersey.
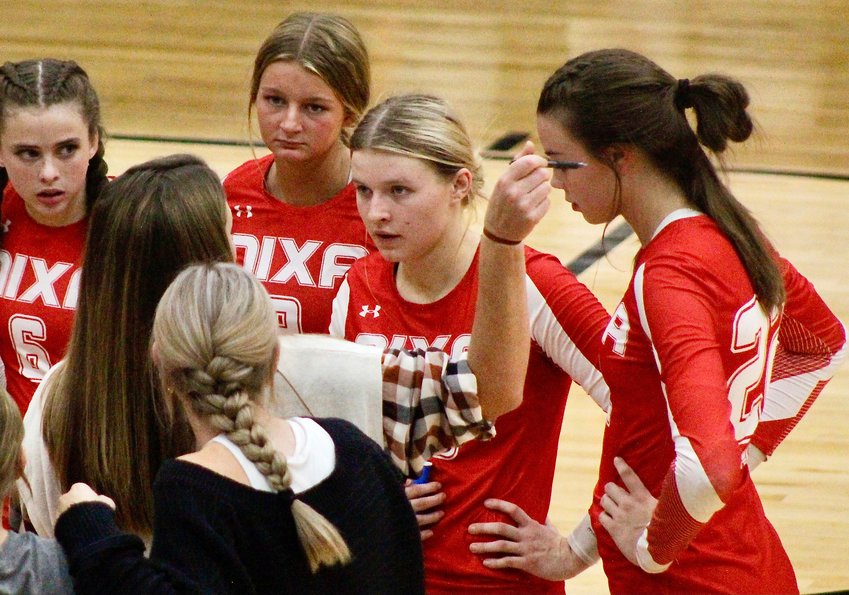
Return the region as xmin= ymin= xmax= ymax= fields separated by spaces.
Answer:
xmin=10 ymin=314 xmax=52 ymax=383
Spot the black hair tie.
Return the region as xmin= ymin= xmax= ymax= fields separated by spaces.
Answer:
xmin=674 ymin=78 xmax=693 ymax=110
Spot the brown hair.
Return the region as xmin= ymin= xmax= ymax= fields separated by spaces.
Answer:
xmin=0 ymin=58 xmax=108 ymax=208
xmin=154 ymin=262 xmax=351 ymax=572
xmin=42 ymin=154 xmax=233 ymax=535
xmin=538 ymin=48 xmax=784 ymax=311
xmin=249 ymin=12 xmax=370 ymax=145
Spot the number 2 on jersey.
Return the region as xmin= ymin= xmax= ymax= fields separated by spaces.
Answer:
xmin=727 ymin=296 xmax=777 ymax=443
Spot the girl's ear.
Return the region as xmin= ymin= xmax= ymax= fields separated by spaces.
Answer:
xmin=88 ymin=130 xmax=100 ymax=160
xmin=342 ymin=109 xmax=358 ymax=129
xmin=450 ymin=168 xmax=473 ymax=204
xmin=604 ymin=144 xmax=636 ymax=174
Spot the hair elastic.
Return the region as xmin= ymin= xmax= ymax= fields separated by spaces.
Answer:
xmin=675 ymin=78 xmax=693 ymax=110
xmin=482 ymin=228 xmax=522 ymax=245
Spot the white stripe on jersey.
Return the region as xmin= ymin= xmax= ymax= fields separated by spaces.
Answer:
xmin=762 ymin=323 xmax=849 ymax=421
xmin=328 ymin=277 xmax=351 ymax=337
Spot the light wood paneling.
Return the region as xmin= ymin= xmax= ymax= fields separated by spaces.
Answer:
xmin=3 ymin=0 xmax=848 ymax=174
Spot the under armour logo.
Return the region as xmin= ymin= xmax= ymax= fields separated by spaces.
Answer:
xmin=233 ymin=205 xmax=253 ymax=218
xmin=1 ymin=219 xmax=10 ymax=233
xmin=359 ymin=305 xmax=381 ymax=318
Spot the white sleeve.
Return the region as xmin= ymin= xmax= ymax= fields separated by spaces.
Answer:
xmin=17 ymin=363 xmax=64 ymax=537
xmin=566 ymin=513 xmax=600 ymax=566
xmin=526 ymin=275 xmax=610 ymax=411
xmin=328 ymin=278 xmax=351 ymax=338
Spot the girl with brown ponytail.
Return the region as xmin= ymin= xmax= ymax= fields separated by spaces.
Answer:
xmin=470 ymin=48 xmax=847 ymax=594
xmin=0 ymin=58 xmax=109 ymax=414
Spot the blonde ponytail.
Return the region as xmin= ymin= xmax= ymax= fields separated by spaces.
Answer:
xmin=292 ymin=499 xmax=352 ymax=572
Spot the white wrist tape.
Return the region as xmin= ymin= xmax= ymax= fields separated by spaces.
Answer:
xmin=566 ymin=514 xmax=600 ymax=566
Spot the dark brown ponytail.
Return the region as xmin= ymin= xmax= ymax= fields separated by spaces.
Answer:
xmin=538 ymin=49 xmax=784 ymax=311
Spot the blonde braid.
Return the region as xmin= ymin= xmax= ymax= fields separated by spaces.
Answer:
xmin=192 ymin=361 xmax=351 ymax=570
xmin=189 ymin=357 xmax=290 ymax=492
xmin=157 ymin=263 xmax=352 ymax=572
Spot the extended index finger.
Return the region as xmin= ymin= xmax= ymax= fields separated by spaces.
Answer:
xmin=613 ymin=457 xmax=649 ymax=495
xmin=483 ymin=498 xmax=533 ymax=526
xmin=513 ymin=140 xmax=536 ymax=160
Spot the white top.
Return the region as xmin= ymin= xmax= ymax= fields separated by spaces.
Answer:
xmin=271 ymin=334 xmax=384 ymax=444
xmin=208 ymin=417 xmax=335 ymax=494
xmin=19 ymin=362 xmax=63 ymax=538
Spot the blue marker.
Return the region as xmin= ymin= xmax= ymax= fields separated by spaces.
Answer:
xmin=413 ymin=461 xmax=433 ymax=484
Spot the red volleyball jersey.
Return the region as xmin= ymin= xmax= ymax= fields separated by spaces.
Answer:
xmin=331 ymin=246 xmax=610 ymax=594
xmin=224 ymin=154 xmax=373 ymax=335
xmin=593 ymin=211 xmax=846 ymax=594
xmin=0 ymin=186 xmax=87 ymax=414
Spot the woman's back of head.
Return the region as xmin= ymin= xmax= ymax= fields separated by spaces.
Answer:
xmin=154 ymin=262 xmax=352 ymax=572
xmin=153 ymin=261 xmax=278 ymax=414
xmin=42 ymin=154 xmax=233 ymax=535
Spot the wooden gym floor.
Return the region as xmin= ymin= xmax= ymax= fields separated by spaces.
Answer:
xmin=5 ymin=1 xmax=848 ymax=592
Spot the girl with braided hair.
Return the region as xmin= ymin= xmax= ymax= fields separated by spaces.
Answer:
xmin=0 ymin=58 xmax=109 ymax=414
xmin=469 ymin=49 xmax=847 ymax=594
